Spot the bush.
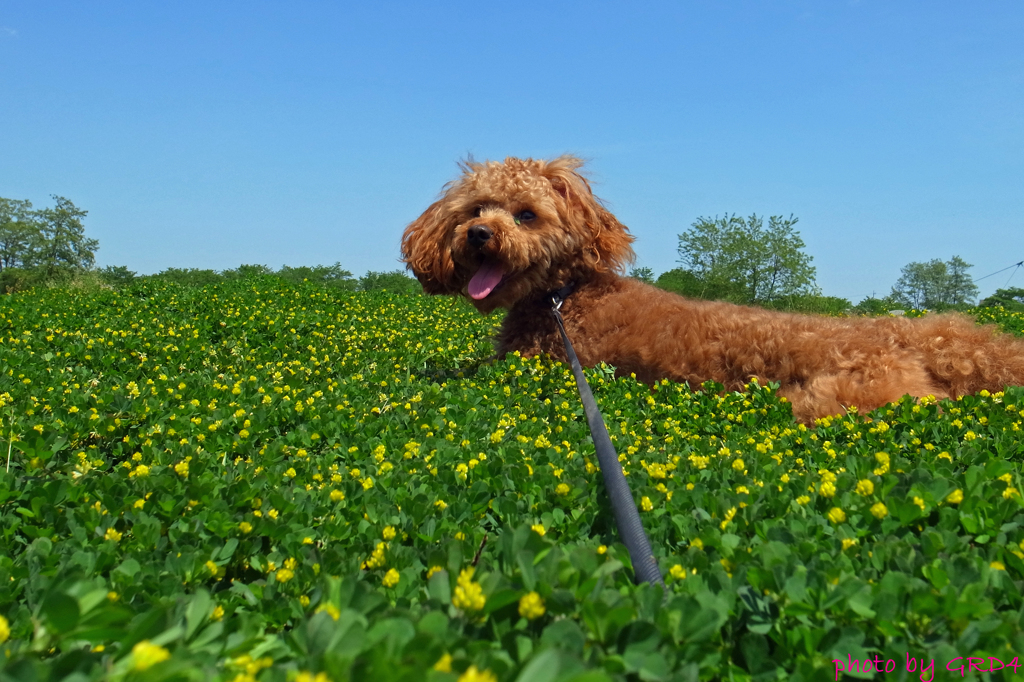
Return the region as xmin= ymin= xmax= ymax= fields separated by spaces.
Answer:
xmin=358 ymin=269 xmax=421 ymax=294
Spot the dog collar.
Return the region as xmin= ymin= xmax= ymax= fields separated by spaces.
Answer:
xmin=549 ymin=282 xmax=576 ymax=310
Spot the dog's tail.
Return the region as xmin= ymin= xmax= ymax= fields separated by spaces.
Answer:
xmin=909 ymin=314 xmax=1024 ymax=398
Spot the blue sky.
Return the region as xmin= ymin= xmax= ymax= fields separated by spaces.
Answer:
xmin=1 ymin=1 xmax=1021 ymax=303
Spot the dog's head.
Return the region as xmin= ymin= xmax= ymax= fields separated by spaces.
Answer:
xmin=401 ymin=155 xmax=635 ymax=313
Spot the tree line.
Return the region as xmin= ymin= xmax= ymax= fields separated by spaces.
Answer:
xmin=631 ymin=213 xmax=1021 ymax=314
xmin=4 ymin=194 xmax=1021 ymax=312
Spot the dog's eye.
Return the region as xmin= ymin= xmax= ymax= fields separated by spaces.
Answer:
xmin=514 ymin=210 xmax=536 ymax=223
xmin=472 ymin=207 xmax=482 ymax=218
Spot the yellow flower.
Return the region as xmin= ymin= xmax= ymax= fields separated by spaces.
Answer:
xmin=330 ymin=489 xmax=345 ymax=502
xmin=239 ymin=521 xmax=253 ymax=534
xmin=796 ymin=495 xmax=810 ymax=505
xmin=946 ymin=489 xmax=964 ymax=504
xmin=913 ymin=496 xmax=926 ymax=511
xmin=991 ymin=561 xmax=1006 ymax=571
xmin=640 ymin=496 xmax=653 ymax=512
xmin=211 ymin=605 xmax=224 ymax=621
xmin=132 ymin=640 xmax=171 ymax=670
xmin=174 ymin=461 xmax=189 ymax=478
xmin=690 ymin=538 xmax=704 ymax=550
xmin=383 ymin=568 xmax=400 ymax=588
xmin=531 ymin=524 xmax=545 ymax=536
xmin=295 ymin=673 xmax=330 ymax=682
xmin=819 ymin=481 xmax=836 ymax=498
xmin=361 ymin=477 xmax=374 ymax=490
xmin=316 ymin=603 xmax=340 ymax=620
xmin=732 ymin=458 xmax=745 ymax=472
xmin=284 ymin=467 xmax=297 ymax=478
xmin=206 ymin=560 xmax=219 ymax=575
xmin=827 ymin=507 xmax=846 ymax=524
xmin=458 ymin=665 xmax=498 ymax=682
xmin=383 ymin=525 xmax=396 ymax=540
xmin=669 ymin=564 xmax=687 ymax=580
xmin=841 ymin=538 xmax=858 ymax=551
xmin=433 ymin=653 xmax=453 ymax=672
xmin=855 ymin=479 xmax=874 ymax=496
xmin=597 ymin=545 xmax=607 ymax=554
xmin=518 ymin=591 xmax=545 ymax=620
xmin=426 ymin=565 xmax=443 ymax=579
xmin=104 ymin=527 xmax=122 ymax=542
xmin=555 ymin=483 xmax=570 ymax=496
xmin=0 ymin=614 xmax=9 ymax=643
xmin=452 ymin=567 xmax=486 ymax=612
xmin=1005 ymin=486 xmax=1020 ymax=499
xmin=276 ymin=568 xmax=294 ymax=583
xmin=870 ymin=502 xmax=888 ymax=519
xmin=720 ymin=506 xmax=737 ymax=530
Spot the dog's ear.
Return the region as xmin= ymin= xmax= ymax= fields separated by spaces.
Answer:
xmin=401 ymin=200 xmax=460 ymax=294
xmin=543 ymin=156 xmax=636 ymax=274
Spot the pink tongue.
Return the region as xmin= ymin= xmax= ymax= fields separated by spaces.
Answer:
xmin=468 ymin=261 xmax=505 ymax=299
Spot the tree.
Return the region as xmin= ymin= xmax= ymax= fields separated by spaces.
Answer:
xmin=277 ymin=263 xmax=356 ymax=290
xmin=34 ymin=196 xmax=98 ymax=279
xmin=357 ymin=270 xmax=420 ymax=294
xmin=677 ymin=214 xmax=817 ymax=304
xmin=628 ymin=266 xmax=654 ymax=284
xmin=945 ymin=255 xmax=979 ymax=306
xmin=0 ymin=198 xmax=40 ymax=271
xmin=889 ymin=256 xmax=978 ymax=309
xmin=979 ymin=287 xmax=1024 ymax=312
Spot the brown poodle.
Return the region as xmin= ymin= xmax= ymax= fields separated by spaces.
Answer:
xmin=401 ymin=155 xmax=1024 ymax=423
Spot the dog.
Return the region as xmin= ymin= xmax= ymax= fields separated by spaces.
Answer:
xmin=401 ymin=155 xmax=1024 ymax=423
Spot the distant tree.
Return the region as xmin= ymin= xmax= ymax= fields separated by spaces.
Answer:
xmin=890 ymin=256 xmax=978 ymax=309
xmin=149 ymin=267 xmax=224 ymax=287
xmin=945 ymin=255 xmax=979 ymax=306
xmin=278 ymin=263 xmax=356 ymax=290
xmin=34 ymin=196 xmax=98 ymax=280
xmin=852 ymin=295 xmax=901 ymax=316
xmin=0 ymin=198 xmax=39 ymax=271
xmin=628 ymin=266 xmax=654 ymax=284
xmin=222 ymin=264 xmax=274 ymax=280
xmin=98 ymin=265 xmax=138 ymax=288
xmin=677 ymin=214 xmax=817 ymax=304
xmin=358 ymin=270 xmax=420 ymax=294
xmin=655 ymin=267 xmax=745 ymax=301
xmin=979 ymin=287 xmax=1024 ymax=312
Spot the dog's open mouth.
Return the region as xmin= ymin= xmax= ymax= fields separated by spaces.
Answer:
xmin=468 ymin=260 xmax=505 ymax=300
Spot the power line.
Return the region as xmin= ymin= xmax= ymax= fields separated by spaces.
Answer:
xmin=973 ymin=260 xmax=1023 ymax=284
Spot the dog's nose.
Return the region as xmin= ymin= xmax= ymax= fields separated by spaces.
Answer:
xmin=467 ymin=224 xmax=492 ymax=249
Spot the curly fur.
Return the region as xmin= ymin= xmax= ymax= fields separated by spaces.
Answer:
xmin=402 ymin=155 xmax=1024 ymax=423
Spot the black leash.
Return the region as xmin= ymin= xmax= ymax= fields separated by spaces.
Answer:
xmin=550 ymin=287 xmax=665 ymax=588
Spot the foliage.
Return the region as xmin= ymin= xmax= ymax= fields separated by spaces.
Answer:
xmin=627 ymin=266 xmax=654 ymax=284
xmin=33 ymin=196 xmax=99 ymax=280
xmin=0 ymin=199 xmax=38 ymax=271
xmin=677 ymin=214 xmax=817 ymax=305
xmin=1 ymin=281 xmax=1024 ymax=680
xmin=890 ymin=256 xmax=980 ymax=310
xmin=98 ymin=266 xmax=139 ymax=289
xmin=276 ymin=263 xmax=356 ymax=291
xmin=980 ymin=288 xmax=1024 ymax=313
xmin=146 ymin=267 xmax=225 ymax=288
xmin=654 ymin=268 xmax=745 ymax=302
xmin=358 ymin=270 xmax=421 ymax=295
xmin=0 ymin=196 xmax=99 ymax=290
xmin=851 ymin=296 xmax=901 ymax=316
xmin=654 ymin=269 xmax=848 ymax=314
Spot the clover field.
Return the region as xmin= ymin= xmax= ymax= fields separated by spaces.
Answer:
xmin=2 ymin=278 xmax=1024 ymax=681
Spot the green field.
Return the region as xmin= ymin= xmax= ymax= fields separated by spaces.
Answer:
xmin=2 ymin=278 xmax=1024 ymax=681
